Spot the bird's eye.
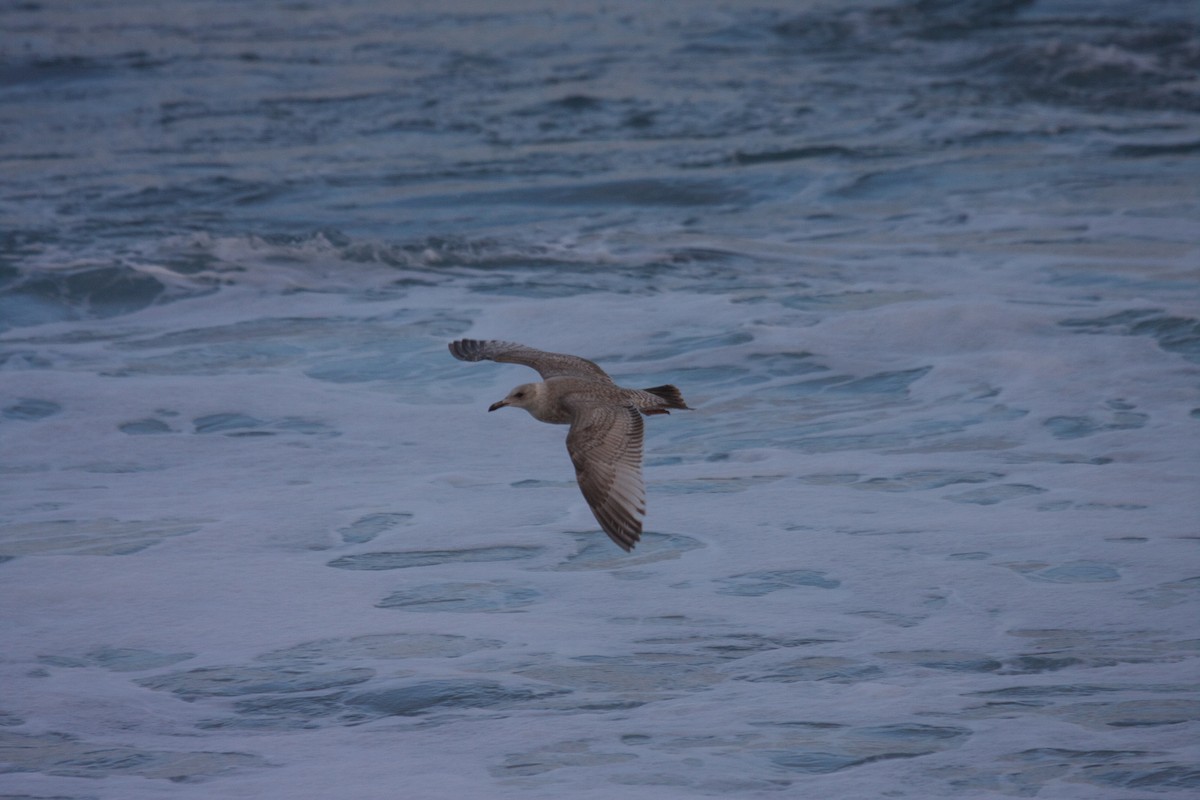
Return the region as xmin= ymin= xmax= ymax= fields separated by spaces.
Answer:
xmin=515 ymin=391 xmax=525 ymax=398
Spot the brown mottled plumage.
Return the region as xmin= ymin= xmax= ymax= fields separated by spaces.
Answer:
xmin=448 ymin=339 xmax=690 ymax=551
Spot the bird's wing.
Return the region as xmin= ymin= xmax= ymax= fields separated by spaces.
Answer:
xmin=448 ymin=339 xmax=614 ymax=383
xmin=565 ymin=403 xmax=646 ymax=551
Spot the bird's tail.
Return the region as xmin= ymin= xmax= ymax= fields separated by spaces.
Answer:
xmin=640 ymin=384 xmax=690 ymax=414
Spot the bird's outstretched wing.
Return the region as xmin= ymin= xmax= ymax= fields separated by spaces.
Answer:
xmin=565 ymin=404 xmax=646 ymax=551
xmin=449 ymin=339 xmax=614 ymax=383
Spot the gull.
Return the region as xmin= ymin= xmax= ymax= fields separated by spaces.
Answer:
xmin=448 ymin=339 xmax=690 ymax=551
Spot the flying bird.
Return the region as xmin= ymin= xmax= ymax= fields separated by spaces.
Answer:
xmin=448 ymin=339 xmax=690 ymax=551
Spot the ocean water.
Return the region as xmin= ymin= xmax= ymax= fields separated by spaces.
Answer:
xmin=2 ymin=0 xmax=1198 ymax=797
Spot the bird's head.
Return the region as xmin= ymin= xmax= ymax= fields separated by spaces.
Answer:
xmin=488 ymin=382 xmax=542 ymax=413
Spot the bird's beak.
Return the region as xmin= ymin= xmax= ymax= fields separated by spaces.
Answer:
xmin=488 ymin=400 xmax=508 ymax=412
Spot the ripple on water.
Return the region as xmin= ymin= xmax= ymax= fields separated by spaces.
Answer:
xmin=544 ymin=532 xmax=704 ymax=571
xmin=764 ymin=723 xmax=972 ymax=774
xmin=328 ymin=546 xmax=544 ymax=571
xmin=491 ymin=739 xmax=638 ymax=778
xmin=1061 ymin=310 xmax=1200 ymax=363
xmin=516 ymin=657 xmax=726 ymax=693
xmin=118 ymin=633 xmax=513 ymax=731
xmin=633 ymin=632 xmax=840 ymax=661
xmin=1006 ymin=627 xmax=1196 ymax=671
xmin=346 ymin=679 xmax=568 ymax=718
xmin=136 ymin=665 xmax=376 ymax=700
xmin=945 ymin=484 xmax=1046 ymax=505
xmin=335 ymin=512 xmax=413 ymax=545
xmin=827 ymin=470 xmax=1004 ymax=492
xmin=257 ymin=633 xmax=503 ymax=664
xmin=715 ymin=569 xmax=841 ymax=596
xmin=1002 ymin=561 xmax=1121 ymax=583
xmin=2 ymin=397 xmax=62 ymax=420
xmin=119 ymin=417 xmax=174 ymax=434
xmin=206 ymin=678 xmax=570 ymax=731
xmin=1043 ymin=410 xmax=1148 ymax=440
xmin=937 ymin=746 xmax=1200 ymax=795
xmin=38 ymin=646 xmax=195 ymax=672
xmin=376 ymin=580 xmax=542 ymax=612
xmin=191 ymin=413 xmax=337 ymax=437
xmin=0 ymin=729 xmax=268 ymax=781
xmin=654 ymin=475 xmax=787 ymax=495
xmin=1129 ymin=575 xmax=1200 ymax=608
xmin=1053 ymin=699 xmax=1200 ymax=729
xmin=876 ymin=650 xmax=1003 ymax=674
xmin=733 ymin=656 xmax=885 ymax=684
xmin=604 ymin=720 xmax=970 ymax=785
xmin=0 ymin=518 xmax=204 ymax=557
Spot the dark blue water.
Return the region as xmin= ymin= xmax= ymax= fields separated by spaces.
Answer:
xmin=2 ymin=0 xmax=1197 ymax=326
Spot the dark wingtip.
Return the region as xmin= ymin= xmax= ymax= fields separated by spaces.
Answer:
xmin=643 ymin=384 xmax=690 ymax=410
xmin=448 ymin=339 xmax=486 ymax=362
xmin=598 ymin=519 xmax=641 ymax=552
xmin=609 ymin=529 xmax=639 ymax=552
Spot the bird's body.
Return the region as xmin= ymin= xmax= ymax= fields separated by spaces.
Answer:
xmin=448 ymin=339 xmax=690 ymax=551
